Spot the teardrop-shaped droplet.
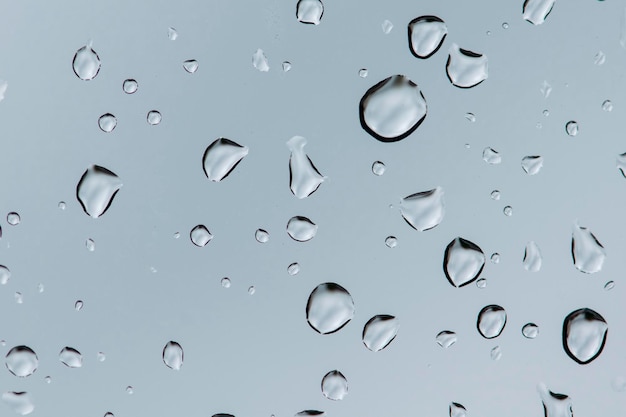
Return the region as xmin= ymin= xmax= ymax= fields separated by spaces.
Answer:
xmin=523 ymin=0 xmax=556 ymax=25
xmin=287 ymin=216 xmax=317 ymax=242
xmin=76 ymin=165 xmax=123 ymax=218
xmin=202 ymin=138 xmax=249 ymax=182
xmin=436 ymin=330 xmax=457 ymax=348
xmin=381 ymin=20 xmax=393 ymax=34
xmin=565 ymin=121 xmax=578 ymax=136
xmin=7 ymin=212 xmax=20 ymax=225
xmin=255 ymin=229 xmax=269 ymax=243
xmin=72 ymin=45 xmax=101 ymax=81
xmin=359 ymin=75 xmax=428 ymax=142
xmin=98 ymin=113 xmax=117 ymax=133
xmin=399 ymin=187 xmax=445 ymax=231
xmin=321 ymin=370 xmax=348 ymax=401
xmin=372 ymin=161 xmax=386 ymax=175
xmin=122 ymin=79 xmax=138 ymax=94
xmin=562 ymin=308 xmax=608 ymax=365
xmin=477 ymin=305 xmax=507 ymax=339
xmin=522 ymin=323 xmax=539 ymax=339
xmin=306 ymin=283 xmax=355 ymax=335
xmin=482 ymin=147 xmax=501 ymax=164
xmin=162 ymin=341 xmax=183 ymax=370
xmin=252 ymin=49 xmax=269 ymax=72
xmin=190 ymin=225 xmax=213 ymax=247
xmin=537 ymin=384 xmax=573 ymax=417
xmin=446 ymin=44 xmax=488 ymax=88
xmin=296 ymin=0 xmax=323 ymax=24
xmin=408 ymin=16 xmax=448 ymax=59
xmin=449 ymin=402 xmax=466 ymax=417
xmin=571 ymin=224 xmax=606 ymax=274
xmin=443 ymin=237 xmax=485 ymax=287
xmin=5 ymin=346 xmax=38 ymax=377
xmin=59 ymin=347 xmax=83 ymax=368
xmin=362 ymin=315 xmax=399 ymax=352
xmin=183 ymin=60 xmax=198 ymax=73
xmin=1 ymin=392 xmax=34 ymax=415
xmin=523 ymin=241 xmax=542 ymax=272
xmin=288 ymin=262 xmax=300 ymax=275
xmin=287 ymin=136 xmax=325 ymax=198
xmin=0 ymin=265 xmax=10 ymax=285
xmin=147 ymin=110 xmax=162 ymax=125
xmin=521 ymin=155 xmax=543 ymax=175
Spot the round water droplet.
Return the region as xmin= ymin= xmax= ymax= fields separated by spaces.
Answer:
xmin=287 ymin=136 xmax=326 ymax=199
xmin=162 ymin=341 xmax=184 ymax=370
xmin=7 ymin=212 xmax=20 ymax=225
xmin=408 ymin=16 xmax=448 ymax=59
xmin=522 ymin=323 xmax=539 ymax=339
xmin=282 ymin=61 xmax=292 ymax=72
xmin=602 ymin=100 xmax=613 ymax=112
xmin=482 ymin=147 xmax=501 ymax=164
xmin=202 ymin=138 xmax=249 ymax=182
xmin=572 ymin=224 xmax=605 ymax=274
xmin=446 ymin=44 xmax=488 ymax=88
xmin=435 ymin=331 xmax=457 ymax=348
xmin=183 ymin=59 xmax=198 ymax=73
xmin=449 ymin=402 xmax=466 ymax=417
xmin=372 ymin=161 xmax=386 ymax=176
xmin=543 ymin=109 xmax=550 ymax=117
xmin=98 ymin=113 xmax=117 ymax=133
xmin=503 ymin=206 xmax=513 ymax=216
xmin=565 ymin=121 xmax=578 ymax=136
xmin=288 ymin=262 xmax=300 ymax=276
xmin=14 ymin=292 xmax=23 ymax=304
xmin=306 ymin=283 xmax=355 ymax=334
xmin=0 ymin=265 xmax=10 ymax=285
xmin=86 ymin=239 xmax=95 ymax=252
xmin=477 ymin=305 xmax=507 ymax=339
xmin=5 ymin=346 xmax=38 ymax=377
xmin=126 ymin=386 xmax=134 ymax=395
xmin=221 ymin=277 xmax=231 ymax=288
xmin=443 ymin=237 xmax=485 ymax=287
xmin=523 ymin=241 xmax=542 ymax=272
xmin=490 ymin=345 xmax=502 ymax=360
xmin=296 ymin=0 xmax=323 ymax=25
xmin=502 ymin=22 xmax=509 ymax=29
xmin=44 ymin=376 xmax=51 ymax=384
xmin=604 ymin=280 xmax=615 ymax=291
xmin=72 ymin=45 xmax=101 ymax=81
xmin=562 ymin=308 xmax=608 ymax=364
xmin=97 ymin=352 xmax=106 ymax=362
xmin=490 ymin=253 xmax=500 ymax=263
xmin=123 ymin=79 xmax=138 ymax=94
xmin=252 ymin=49 xmax=269 ymax=72
xmin=358 ymin=68 xmax=368 ymax=78
xmin=521 ymin=155 xmax=543 ymax=175
xmin=58 ymin=201 xmax=66 ymax=210
xmin=167 ymin=27 xmax=178 ymax=40
xmin=465 ymin=112 xmax=476 ymax=122
xmin=190 ymin=225 xmax=213 ymax=247
xmin=287 ymin=216 xmax=317 ymax=242
xmin=476 ymin=278 xmax=487 ymax=288
xmin=147 ymin=110 xmax=162 ymax=125
xmin=74 ymin=300 xmax=83 ymax=311
xmin=359 ymin=75 xmax=427 ymax=142
xmin=76 ymin=165 xmax=123 ymax=218
xmin=523 ymin=0 xmax=556 ymax=25
xmin=381 ymin=19 xmax=393 ymax=34
xmin=385 ymin=236 xmax=397 ymax=248
xmin=59 ymin=347 xmax=83 ymax=368
xmin=248 ymin=286 xmax=256 ymax=295
xmin=362 ymin=315 xmax=399 ymax=352
xmin=321 ymin=370 xmax=348 ymax=401
xmin=255 ymin=229 xmax=269 ymax=243
xmin=400 ymin=187 xmax=445 ymax=231
xmin=2 ymin=392 xmax=34 ymax=415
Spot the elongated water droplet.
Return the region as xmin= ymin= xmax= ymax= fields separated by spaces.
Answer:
xmin=59 ymin=347 xmax=82 ymax=368
xmin=399 ymin=187 xmax=445 ymax=231
xmin=295 ymin=411 xmax=324 ymax=417
xmin=14 ymin=292 xmax=23 ymax=304
xmin=540 ymin=80 xmax=552 ymax=98
xmin=521 ymin=155 xmax=543 ymax=175
xmin=202 ymin=138 xmax=249 ymax=182
xmin=86 ymin=239 xmax=95 ymax=252
xmin=523 ymin=0 xmax=556 ymax=25
xmin=287 ymin=136 xmax=325 ymax=198
xmin=372 ymin=161 xmax=386 ymax=175
xmin=122 ymin=79 xmax=138 ymax=94
xmin=490 ymin=345 xmax=502 ymax=360
xmin=183 ymin=60 xmax=198 ymax=73
xmin=604 ymin=280 xmax=614 ymax=291
xmin=74 ymin=300 xmax=83 ymax=311
xmin=287 ymin=216 xmax=317 ymax=242
xmin=359 ymin=75 xmax=427 ymax=142
xmin=594 ymin=50 xmax=606 ymax=66
xmin=168 ymin=27 xmax=178 ymax=40
xmin=252 ymin=49 xmax=269 ymax=72
xmin=306 ymin=283 xmax=355 ymax=334
xmin=0 ymin=80 xmax=7 ymax=102
xmin=482 ymin=147 xmax=501 ymax=164
xmin=449 ymin=402 xmax=466 ymax=417
xmin=76 ymin=165 xmax=122 ymax=218
xmin=7 ymin=212 xmax=20 ymax=225
xmin=2 ymin=392 xmax=34 ymax=415
xmin=147 ymin=110 xmax=162 ymax=125
xmin=221 ymin=277 xmax=231 ymax=288
xmin=565 ymin=121 xmax=578 ymax=136
xmin=443 ymin=237 xmax=485 ymax=287
xmin=562 ymin=308 xmax=608 ymax=364
xmin=571 ymin=224 xmax=605 ymax=274
xmin=288 ymin=262 xmax=300 ymax=275
xmin=162 ymin=341 xmax=183 ymax=370
xmin=522 ymin=323 xmax=539 ymax=339
xmin=385 ymin=236 xmax=397 ymax=248
xmin=296 ymin=0 xmax=323 ymax=24
xmin=0 ymin=266 xmax=10 ymax=285
xmin=436 ymin=331 xmax=457 ymax=348
xmin=523 ymin=241 xmax=542 ymax=272
xmin=381 ymin=20 xmax=393 ymax=34
xmin=321 ymin=370 xmax=348 ymax=400
xmin=538 ymin=384 xmax=573 ymax=417
xmin=446 ymin=44 xmax=488 ymax=88
xmin=362 ymin=315 xmax=399 ymax=352
xmin=408 ymin=16 xmax=448 ymax=59
xmin=5 ymin=346 xmax=38 ymax=377
xmin=255 ymin=229 xmax=269 ymax=243
xmin=190 ymin=225 xmax=213 ymax=247
xmin=97 ymin=352 xmax=106 ymax=362
xmin=477 ymin=305 xmax=507 ymax=339
xmin=98 ymin=113 xmax=117 ymax=133
xmin=72 ymin=45 xmax=101 ymax=81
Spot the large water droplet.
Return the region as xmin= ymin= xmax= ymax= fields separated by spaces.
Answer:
xmin=72 ymin=45 xmax=101 ymax=81
xmin=287 ymin=136 xmax=325 ymax=198
xmin=147 ymin=110 xmax=162 ymax=125
xmin=436 ymin=331 xmax=457 ymax=348
xmin=359 ymin=75 xmax=427 ymax=142
xmin=523 ymin=241 xmax=542 ymax=272
xmin=522 ymin=0 xmax=556 ymax=25
xmin=399 ymin=187 xmax=445 ymax=231
xmin=76 ymin=165 xmax=123 ymax=218
xmin=362 ymin=315 xmax=399 ymax=352
xmin=202 ymin=138 xmax=249 ymax=182
xmin=296 ymin=0 xmax=323 ymax=24
xmin=482 ymin=147 xmax=501 ymax=164
xmin=446 ymin=44 xmax=488 ymax=88
xmin=477 ymin=305 xmax=507 ymax=339
xmin=98 ymin=114 xmax=117 ymax=133
xmin=306 ymin=283 xmax=355 ymax=334
xmin=537 ymin=384 xmax=573 ymax=417
xmin=122 ymin=79 xmax=138 ymax=94
xmin=190 ymin=225 xmax=213 ymax=247
xmin=521 ymin=155 xmax=543 ymax=175
xmin=571 ymin=224 xmax=606 ymax=274
xmin=287 ymin=216 xmax=317 ymax=242
xmin=5 ymin=346 xmax=38 ymax=377
xmin=0 ymin=265 xmax=10 ymax=285
xmin=59 ymin=347 xmax=83 ymax=368
xmin=565 ymin=121 xmax=578 ymax=136
xmin=408 ymin=16 xmax=448 ymax=59
xmin=443 ymin=237 xmax=485 ymax=287
xmin=162 ymin=341 xmax=183 ymax=370
xmin=252 ymin=49 xmax=269 ymax=72
xmin=449 ymin=402 xmax=466 ymax=417
xmin=522 ymin=323 xmax=539 ymax=339
xmin=321 ymin=370 xmax=348 ymax=401
xmin=562 ymin=308 xmax=608 ymax=364
xmin=7 ymin=212 xmax=20 ymax=225
xmin=1 ymin=392 xmax=34 ymax=415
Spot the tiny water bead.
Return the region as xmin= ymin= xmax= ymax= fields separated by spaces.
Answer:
xmin=435 ymin=331 xmax=457 ymax=348
xmin=76 ymin=165 xmax=123 ymax=218
xmin=540 ymin=80 xmax=552 ymax=98
xmin=59 ymin=347 xmax=83 ymax=368
xmin=282 ymin=61 xmax=292 ymax=72
xmin=162 ymin=341 xmax=184 ymax=370
xmin=252 ymin=49 xmax=269 ymax=72
xmin=5 ymin=346 xmax=38 ymax=377
xmin=503 ymin=206 xmax=513 ymax=216
xmin=565 ymin=121 xmax=578 ymax=136
xmin=248 ymin=286 xmax=256 ymax=295
xmin=490 ymin=345 xmax=502 ymax=361
xmin=407 ymin=15 xmax=448 ymax=59
xmin=37 ymin=284 xmax=44 ymax=293
xmin=562 ymin=308 xmax=608 ymax=364
xmin=594 ymin=51 xmax=606 ymax=66
xmin=287 ymin=263 xmax=300 ymax=275
xmin=122 ymin=79 xmax=138 ymax=94
xmin=72 ymin=44 xmax=101 ymax=81
xmin=358 ymin=69 xmax=368 ymax=78
xmin=490 ymin=190 xmax=501 ymax=200
xmin=465 ymin=112 xmax=476 ymax=122
xmin=477 ymin=305 xmax=507 ymax=339
xmin=362 ymin=315 xmax=399 ymax=352
xmin=147 ymin=110 xmax=162 ymax=125
xmin=522 ymin=323 xmax=539 ymax=339
xmin=58 ymin=201 xmax=66 ymax=210
xmin=255 ymin=229 xmax=269 ymax=243
xmin=321 ymin=370 xmax=348 ymax=401
xmin=190 ymin=225 xmax=213 ymax=247
xmin=221 ymin=277 xmax=231 ymax=288
xmin=602 ymin=100 xmax=613 ymax=112
xmin=381 ymin=19 xmax=393 ymax=34
xmin=296 ymin=0 xmax=323 ymax=25
xmin=86 ymin=239 xmax=95 ymax=252
xmin=502 ymin=22 xmax=509 ymax=29
xmin=14 ymin=292 xmax=23 ymax=304
xmin=97 ymin=352 xmax=106 ymax=362
xmin=446 ymin=44 xmax=488 ymax=88
xmin=98 ymin=113 xmax=117 ymax=133
xmin=126 ymin=386 xmax=134 ymax=395
xmin=74 ymin=300 xmax=84 ymax=311
xmin=202 ymin=138 xmax=249 ymax=182
xmin=44 ymin=376 xmax=51 ymax=384
xmin=104 ymin=413 xmax=114 ymax=417
xmin=476 ymin=278 xmax=487 ymax=288
xmin=183 ymin=59 xmax=199 ymax=73
xmin=523 ymin=0 xmax=556 ymax=25
xmin=543 ymin=109 xmax=550 ymax=117
xmin=372 ymin=161 xmax=386 ymax=176
xmin=0 ymin=265 xmax=11 ymax=285
xmin=385 ymin=236 xmax=397 ymax=248
xmin=7 ymin=212 xmax=20 ymax=225
xmin=306 ymin=283 xmax=355 ymax=334
xmin=168 ymin=27 xmax=178 ymax=40
xmin=287 ymin=216 xmax=317 ymax=242
xmin=491 ymin=253 xmax=500 ymax=263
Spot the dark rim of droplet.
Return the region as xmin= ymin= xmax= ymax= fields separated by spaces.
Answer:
xmin=212 ymin=414 xmax=236 ymax=417
xmin=476 ymin=305 xmax=507 ymax=339
xmin=359 ymin=75 xmax=427 ymax=143
xmin=72 ymin=46 xmax=101 ymax=81
xmin=450 ymin=403 xmax=466 ymax=413
xmin=443 ymin=237 xmax=485 ymax=287
xmin=76 ymin=165 xmax=121 ymax=218
xmin=296 ymin=411 xmax=324 ymax=417
xmin=306 ymin=282 xmax=353 ymax=335
xmin=400 ymin=188 xmax=440 ymax=231
xmin=296 ymin=0 xmax=324 ymax=24
xmin=407 ymin=15 xmax=447 ymax=59
xmin=362 ymin=314 xmax=398 ymax=351
xmin=445 ymin=49 xmax=486 ymax=89
xmin=562 ymin=308 xmax=607 ymax=365
xmin=202 ymin=138 xmax=247 ymax=181
xmin=321 ymin=370 xmax=346 ymax=397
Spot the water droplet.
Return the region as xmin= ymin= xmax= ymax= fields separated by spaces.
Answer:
xmin=126 ymin=386 xmax=133 ymax=395
xmin=282 ymin=61 xmax=292 ymax=72
xmin=372 ymin=161 xmax=386 ymax=176
xmin=0 ymin=266 xmax=10 ymax=285
xmin=59 ymin=347 xmax=83 ymax=368
xmin=477 ymin=305 xmax=507 ymax=339
xmin=540 ymin=80 xmax=552 ymax=98
xmin=295 ymin=411 xmax=324 ymax=417
xmin=202 ymin=138 xmax=249 ymax=182
xmin=14 ymin=292 xmax=23 ymax=304
xmin=611 ymin=376 xmax=626 ymax=392
xmin=321 ymin=370 xmax=348 ymax=400
xmin=543 ymin=109 xmax=550 ymax=117
xmin=287 ymin=136 xmax=325 ymax=198
xmin=602 ymin=100 xmax=613 ymax=112
xmin=362 ymin=315 xmax=399 ymax=352
xmin=385 ymin=236 xmax=397 ymax=248
xmin=482 ymin=147 xmax=501 ymax=164
xmin=288 ymin=263 xmax=300 ymax=276
xmin=86 ymin=239 xmax=95 ymax=252
xmin=255 ymin=229 xmax=269 ymax=243
xmin=76 ymin=165 xmax=123 ymax=218
xmin=358 ymin=68 xmax=368 ymax=78
xmin=503 ymin=206 xmax=513 ymax=216
xmin=443 ymin=237 xmax=485 ymax=287
xmin=98 ymin=113 xmax=117 ymax=133
xmin=74 ymin=300 xmax=83 ymax=311
xmin=449 ymin=402 xmax=466 ymax=417
xmin=594 ymin=51 xmax=606 ymax=66
xmin=490 ymin=253 xmax=500 ymax=263
xmin=72 ymin=45 xmax=101 ymax=81
xmin=190 ymin=225 xmax=213 ymax=247
xmin=436 ymin=331 xmax=457 ymax=348
xmin=465 ymin=112 xmax=476 ymax=122
xmin=168 ymin=27 xmax=178 ymax=40
xmin=359 ymin=75 xmax=428 ymax=142
xmin=296 ymin=0 xmax=323 ymax=25
xmin=604 ymin=280 xmax=615 ymax=291
xmin=0 ymin=80 xmax=7 ymax=102
xmin=565 ymin=121 xmax=578 ymax=136
xmin=502 ymin=22 xmax=510 ymax=29
xmin=104 ymin=413 xmax=114 ymax=417
xmin=1 ymin=392 xmax=34 ymax=415
xmin=490 ymin=345 xmax=502 ymax=360
xmin=381 ymin=19 xmax=393 ymax=34
xmin=97 ymin=352 xmax=106 ymax=362
xmin=162 ymin=341 xmax=184 ymax=370
xmin=306 ymin=283 xmax=355 ymax=335
xmin=523 ymin=241 xmax=542 ymax=272
xmin=147 ymin=110 xmax=162 ymax=125
xmin=5 ymin=346 xmax=38 ymax=377
xmin=0 ymin=340 xmax=5 ymax=346
xmin=490 ymin=190 xmax=501 ymax=200
xmin=221 ymin=277 xmax=231 ymax=288
xmin=37 ymin=284 xmax=44 ymax=293
xmin=183 ymin=59 xmax=199 ymax=73
xmin=408 ymin=16 xmax=448 ymax=59
xmin=476 ymin=278 xmax=487 ymax=288
xmin=287 ymin=216 xmax=318 ymax=242
xmin=122 ymin=79 xmax=138 ymax=94
xmin=562 ymin=308 xmax=608 ymax=364
xmin=248 ymin=286 xmax=256 ymax=295
xmin=537 ymin=384 xmax=573 ymax=417
xmin=571 ymin=224 xmax=606 ymax=274
xmin=523 ymin=0 xmax=556 ymax=25
xmin=522 ymin=323 xmax=539 ymax=339
xmin=174 ymin=232 xmax=180 ymax=239
xmin=44 ymin=376 xmax=51 ymax=384
xmin=399 ymin=187 xmax=445 ymax=231
xmin=521 ymin=155 xmax=543 ymax=175
xmin=252 ymin=49 xmax=269 ymax=72
xmin=446 ymin=44 xmax=488 ymax=88
xmin=7 ymin=212 xmax=20 ymax=225
xmin=617 ymin=153 xmax=626 ymax=177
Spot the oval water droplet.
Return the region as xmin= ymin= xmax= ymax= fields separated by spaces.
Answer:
xmin=358 ymin=68 xmax=368 ymax=78
xmin=571 ymin=224 xmax=605 ymax=274
xmin=503 ymin=206 xmax=513 ymax=216
xmin=477 ymin=305 xmax=507 ymax=339
xmin=565 ymin=121 xmax=578 ymax=136
xmin=400 ymin=187 xmax=445 ymax=231
xmin=14 ymin=292 xmax=23 ymax=304
xmin=287 ymin=136 xmax=325 ymax=198
xmin=372 ymin=161 xmax=386 ymax=176
xmin=59 ymin=347 xmax=83 ymax=368
xmin=122 ymin=79 xmax=138 ymax=94
xmin=86 ymin=239 xmax=95 ymax=252
xmin=202 ymin=138 xmax=249 ymax=182
xmin=321 ymin=370 xmax=348 ymax=401
xmin=381 ymin=20 xmax=393 ymax=34
xmin=7 ymin=212 xmax=20 ymax=225
xmin=296 ymin=0 xmax=323 ymax=25
xmin=0 ymin=265 xmax=10 ymax=285
xmin=252 ymin=49 xmax=269 ymax=72
xmin=523 ymin=241 xmax=542 ymax=272
xmin=602 ymin=100 xmax=613 ymax=112
xmin=147 ymin=110 xmax=162 ymax=125
xmin=562 ymin=308 xmax=607 ymax=364
xmin=58 ymin=201 xmax=66 ymax=210
xmin=288 ymin=262 xmax=300 ymax=275
xmin=604 ymin=280 xmax=614 ymax=291
xmin=2 ymin=392 xmax=34 ymax=415
xmin=74 ymin=300 xmax=83 ymax=311
xmin=76 ymin=165 xmax=123 ymax=218
xmin=190 ymin=225 xmax=213 ymax=247
xmin=162 ymin=341 xmax=183 ymax=370
xmin=385 ymin=236 xmax=397 ymax=248
xmin=247 ymin=286 xmax=255 ymax=295
xmin=287 ymin=216 xmax=317 ymax=242
xmin=72 ymin=45 xmax=101 ymax=81
xmin=482 ymin=147 xmax=501 ymax=164
xmin=537 ymin=384 xmax=573 ymax=417
xmin=221 ymin=277 xmax=231 ymax=288
xmin=490 ymin=190 xmax=501 ymax=200
xmin=255 ymin=229 xmax=269 ymax=243
xmin=408 ymin=16 xmax=448 ymax=59
xmin=362 ymin=315 xmax=399 ymax=352
xmin=490 ymin=345 xmax=502 ymax=360
xmin=282 ymin=61 xmax=292 ymax=72
xmin=5 ymin=346 xmax=38 ymax=377
xmin=98 ymin=113 xmax=117 ymax=133
xmin=183 ymin=60 xmax=199 ymax=73
xmin=521 ymin=155 xmax=543 ymax=175
xmin=476 ymin=278 xmax=487 ymax=288
xmin=436 ymin=331 xmax=457 ymax=348
xmin=359 ymin=75 xmax=427 ymax=142
xmin=446 ymin=44 xmax=488 ymax=88
xmin=168 ymin=27 xmax=178 ymax=40
xmin=306 ymin=283 xmax=355 ymax=335
xmin=522 ymin=323 xmax=539 ymax=339
xmin=449 ymin=402 xmax=466 ymax=417
xmin=443 ymin=237 xmax=485 ymax=287
xmin=523 ymin=0 xmax=556 ymax=25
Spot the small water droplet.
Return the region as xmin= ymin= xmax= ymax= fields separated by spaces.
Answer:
xmin=476 ymin=278 xmax=487 ymax=288
xmin=464 ymin=143 xmax=470 ymax=149
xmin=97 ymin=352 xmax=106 ymax=362
xmin=362 ymin=315 xmax=399 ymax=352
xmin=543 ymin=109 xmax=550 ymax=117
xmin=521 ymin=155 xmax=543 ymax=175
xmin=287 ymin=136 xmax=325 ymax=198
xmin=282 ymin=61 xmax=292 ymax=72
xmin=523 ymin=0 xmax=556 ymax=25
xmin=503 ymin=206 xmax=513 ymax=216
xmin=122 ymin=79 xmax=138 ymax=94
xmin=562 ymin=308 xmax=608 ymax=364
xmin=126 ymin=386 xmax=133 ymax=395
xmin=190 ymin=225 xmax=213 ymax=247
xmin=37 ymin=283 xmax=44 ymax=293
xmin=502 ymin=22 xmax=509 ymax=29
xmin=59 ymin=347 xmax=83 ymax=368
xmin=571 ymin=224 xmax=606 ymax=274
xmin=490 ymin=253 xmax=500 ymax=263
xmin=252 ymin=49 xmax=269 ymax=72
xmin=602 ymin=100 xmax=613 ymax=112
xmin=604 ymin=280 xmax=615 ymax=291
xmin=537 ymin=384 xmax=573 ymax=417
xmin=85 ymin=239 xmax=95 ymax=252
xmin=0 ymin=340 xmax=5 ymax=346
xmin=58 ymin=201 xmax=66 ymax=210
xmin=443 ymin=237 xmax=486 ymax=287
xmin=565 ymin=121 xmax=578 ymax=136
xmin=221 ymin=277 xmax=231 ymax=288
xmin=611 ymin=376 xmax=626 ymax=392
xmin=295 ymin=411 xmax=324 ymax=417
xmin=202 ymin=138 xmax=249 ymax=182
xmin=594 ymin=51 xmax=606 ymax=66
xmin=167 ymin=27 xmax=178 ymax=40
xmin=7 ymin=212 xmax=20 ymax=226
xmin=147 ymin=110 xmax=162 ymax=125
xmin=98 ymin=113 xmax=117 ymax=133
xmin=384 ymin=236 xmax=397 ymax=248
xmin=477 ymin=305 xmax=507 ymax=339
xmin=0 ymin=265 xmax=10 ymax=285
xmin=540 ymin=80 xmax=552 ymax=98
xmin=490 ymin=190 xmax=501 ymax=201
xmin=74 ymin=300 xmax=83 ymax=311
xmin=446 ymin=44 xmax=488 ymax=88
xmin=306 ymin=283 xmax=355 ymax=334
xmin=1 ymin=392 xmax=34 ymax=415
xmin=72 ymin=45 xmax=101 ymax=81
xmin=14 ymin=292 xmax=23 ymax=304
xmin=490 ymin=345 xmax=502 ymax=360
xmin=288 ymin=262 xmax=300 ymax=275
xmin=400 ymin=187 xmax=445 ymax=231
xmin=76 ymin=165 xmax=123 ymax=218
xmin=371 ymin=161 xmax=386 ymax=176
xmin=296 ymin=0 xmax=323 ymax=25
xmin=465 ymin=112 xmax=476 ymax=122
xmin=436 ymin=331 xmax=457 ymax=348
xmin=44 ymin=376 xmax=51 ymax=384
xmin=0 ymin=80 xmax=7 ymax=102
xmin=162 ymin=341 xmax=183 ymax=370
xmin=321 ymin=370 xmax=348 ymax=401
xmin=358 ymin=68 xmax=368 ymax=78
xmin=408 ymin=16 xmax=448 ymax=59
xmin=255 ymin=229 xmax=269 ymax=243
xmin=5 ymin=346 xmax=38 ymax=377
xmin=523 ymin=241 xmax=542 ymax=272
xmin=522 ymin=323 xmax=539 ymax=339
xmin=381 ymin=19 xmax=393 ymax=34
xmin=246 ymin=285 xmax=256 ymax=296
xmin=482 ymin=147 xmax=501 ymax=164
xmin=449 ymin=402 xmax=466 ymax=417
xmin=183 ymin=59 xmax=199 ymax=73
xmin=287 ymin=216 xmax=317 ymax=242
